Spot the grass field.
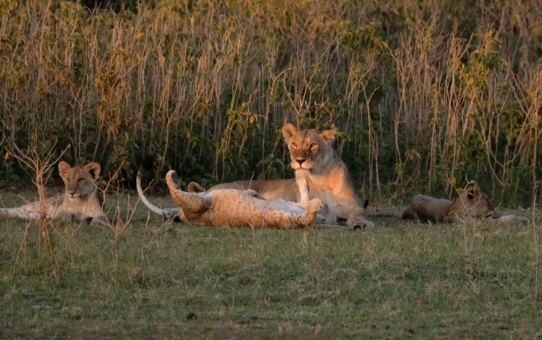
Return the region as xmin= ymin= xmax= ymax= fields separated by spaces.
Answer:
xmin=1 ymin=190 xmax=541 ymax=339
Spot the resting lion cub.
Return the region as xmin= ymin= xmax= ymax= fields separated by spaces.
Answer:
xmin=0 ymin=161 xmax=109 ymax=225
xmin=401 ymin=181 xmax=530 ymax=225
xmin=165 ymin=170 xmax=323 ymax=229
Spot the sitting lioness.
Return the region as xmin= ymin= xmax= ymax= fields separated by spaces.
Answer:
xmin=165 ymin=170 xmax=323 ymax=229
xmin=137 ymin=124 xmax=373 ymax=229
xmin=0 ymin=161 xmax=109 ymax=225
xmin=402 ymin=181 xmax=530 ymax=225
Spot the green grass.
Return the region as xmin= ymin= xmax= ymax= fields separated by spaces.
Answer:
xmin=1 ymin=190 xmax=541 ymax=339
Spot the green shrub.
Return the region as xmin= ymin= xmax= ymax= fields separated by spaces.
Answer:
xmin=0 ymin=0 xmax=541 ymax=206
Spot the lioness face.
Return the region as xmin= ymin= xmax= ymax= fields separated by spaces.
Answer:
xmin=282 ymin=123 xmax=337 ymax=171
xmin=452 ymin=181 xmax=494 ymax=218
xmin=59 ymin=161 xmax=101 ymax=200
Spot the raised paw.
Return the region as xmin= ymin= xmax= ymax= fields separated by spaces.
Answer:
xmin=307 ymin=199 xmax=323 ymax=213
xmin=246 ymin=189 xmax=259 ymax=197
xmin=166 ymin=170 xmax=182 ymax=190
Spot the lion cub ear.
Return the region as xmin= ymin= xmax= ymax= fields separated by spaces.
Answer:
xmin=58 ymin=161 xmax=72 ymax=179
xmin=282 ymin=123 xmax=299 ymax=141
xmin=320 ymin=124 xmax=337 ymax=145
xmin=465 ymin=180 xmax=478 ymax=199
xmin=84 ymin=162 xmax=101 ymax=181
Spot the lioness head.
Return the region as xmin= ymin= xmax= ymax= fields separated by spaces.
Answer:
xmin=59 ymin=161 xmax=101 ymax=200
xmin=282 ymin=123 xmax=337 ymax=172
xmin=448 ymin=180 xmax=494 ymax=220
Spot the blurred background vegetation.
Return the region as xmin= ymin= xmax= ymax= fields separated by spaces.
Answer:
xmin=0 ymin=0 xmax=541 ymax=206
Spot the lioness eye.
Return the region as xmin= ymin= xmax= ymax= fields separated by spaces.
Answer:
xmin=310 ymin=143 xmax=317 ymax=149
xmin=292 ymin=142 xmax=297 ymax=148
xmin=78 ymin=178 xmax=84 ymax=183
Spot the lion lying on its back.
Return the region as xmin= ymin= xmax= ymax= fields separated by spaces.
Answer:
xmin=0 ymin=161 xmax=108 ymax=225
xmin=402 ymin=181 xmax=529 ymax=225
xmin=165 ymin=171 xmax=323 ymax=229
xmin=137 ymin=123 xmax=373 ymax=229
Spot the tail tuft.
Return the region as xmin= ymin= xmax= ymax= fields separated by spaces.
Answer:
xmin=138 ymin=154 xmax=155 ymax=178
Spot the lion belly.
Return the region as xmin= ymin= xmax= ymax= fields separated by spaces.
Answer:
xmin=192 ymin=190 xmax=307 ymax=227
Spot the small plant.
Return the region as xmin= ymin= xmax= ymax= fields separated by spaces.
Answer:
xmin=6 ymin=135 xmax=69 ymax=280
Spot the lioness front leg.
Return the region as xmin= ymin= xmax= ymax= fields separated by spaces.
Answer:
xmin=91 ymin=214 xmax=110 ymax=225
xmin=347 ymin=212 xmax=375 ymax=229
xmin=0 ymin=207 xmax=43 ymax=220
xmin=296 ymin=178 xmax=310 ymax=208
xmin=264 ymin=198 xmax=323 ymax=229
xmin=165 ymin=171 xmax=209 ymax=215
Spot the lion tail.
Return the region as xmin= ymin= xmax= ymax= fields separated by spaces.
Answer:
xmin=136 ymin=154 xmax=173 ymax=218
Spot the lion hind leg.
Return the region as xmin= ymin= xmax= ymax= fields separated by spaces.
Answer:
xmin=264 ymin=198 xmax=323 ymax=229
xmin=486 ymin=214 xmax=530 ymax=226
xmin=401 ymin=205 xmax=418 ymax=220
xmin=165 ymin=171 xmax=208 ymax=215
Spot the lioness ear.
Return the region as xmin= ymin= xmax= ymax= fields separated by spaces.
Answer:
xmin=320 ymin=124 xmax=337 ymax=145
xmin=84 ymin=162 xmax=101 ymax=180
xmin=58 ymin=161 xmax=71 ymax=179
xmin=465 ymin=180 xmax=477 ymax=199
xmin=282 ymin=123 xmax=299 ymax=141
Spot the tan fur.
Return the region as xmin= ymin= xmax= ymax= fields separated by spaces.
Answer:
xmin=402 ymin=181 xmax=530 ymax=225
xmin=166 ymin=172 xmax=323 ymax=229
xmin=0 ymin=161 xmax=108 ymax=225
xmin=281 ymin=123 xmax=373 ymax=228
xmin=137 ymin=124 xmax=373 ymax=228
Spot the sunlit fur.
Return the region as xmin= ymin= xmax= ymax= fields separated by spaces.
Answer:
xmin=137 ymin=124 xmax=373 ymax=229
xmin=0 ymin=161 xmax=108 ymax=225
xmin=166 ymin=172 xmax=323 ymax=229
xmin=402 ymin=181 xmax=529 ymax=225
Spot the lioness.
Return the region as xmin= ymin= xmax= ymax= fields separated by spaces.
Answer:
xmin=165 ymin=170 xmax=323 ymax=229
xmin=401 ymin=181 xmax=530 ymax=225
xmin=0 ymin=161 xmax=109 ymax=225
xmin=137 ymin=124 xmax=373 ymax=228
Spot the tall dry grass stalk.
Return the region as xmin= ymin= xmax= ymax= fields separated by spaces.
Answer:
xmin=0 ymin=0 xmax=540 ymax=206
xmin=6 ymin=135 xmax=69 ymax=279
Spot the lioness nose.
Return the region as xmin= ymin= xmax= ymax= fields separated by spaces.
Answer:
xmin=296 ymin=158 xmax=306 ymax=166
xmin=69 ymin=191 xmax=76 ymax=196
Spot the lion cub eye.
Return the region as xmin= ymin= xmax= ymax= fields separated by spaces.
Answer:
xmin=291 ymin=142 xmax=297 ymax=149
xmin=78 ymin=178 xmax=84 ymax=183
xmin=310 ymin=143 xmax=317 ymax=149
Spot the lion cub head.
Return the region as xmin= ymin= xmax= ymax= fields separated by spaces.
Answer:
xmin=58 ymin=161 xmax=101 ymax=200
xmin=282 ymin=123 xmax=337 ymax=172
xmin=447 ymin=180 xmax=494 ymax=220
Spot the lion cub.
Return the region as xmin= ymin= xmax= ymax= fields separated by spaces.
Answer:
xmin=402 ymin=181 xmax=529 ymax=225
xmin=165 ymin=170 xmax=323 ymax=229
xmin=0 ymin=161 xmax=109 ymax=225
